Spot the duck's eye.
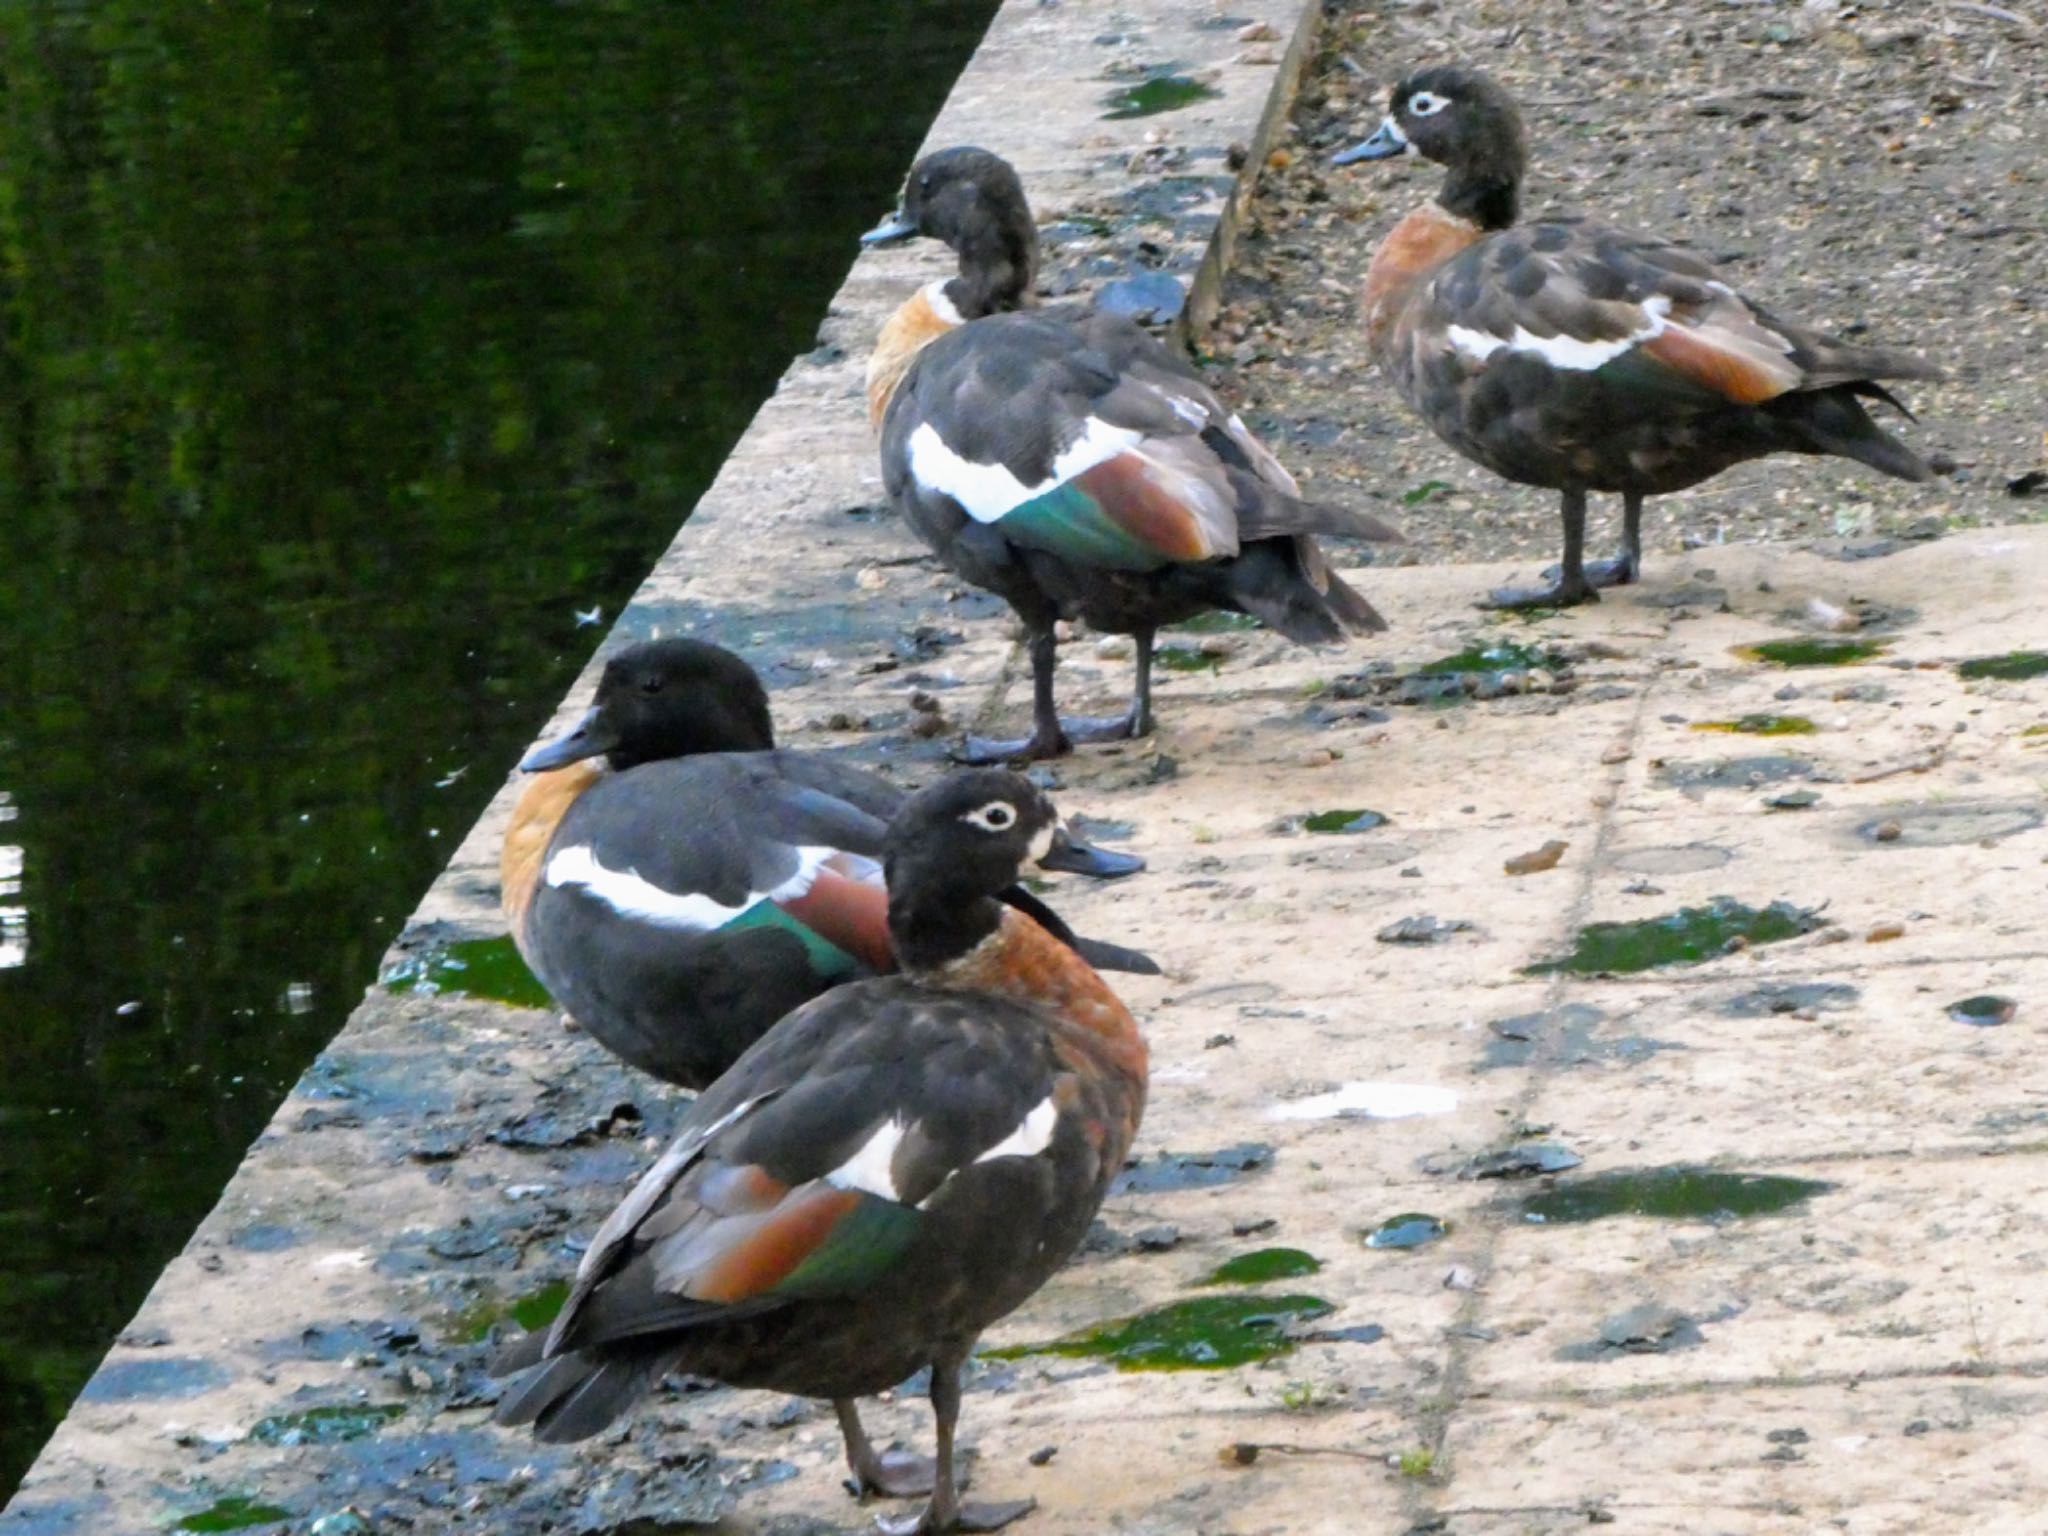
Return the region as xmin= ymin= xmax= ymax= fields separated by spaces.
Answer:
xmin=962 ymin=801 xmax=1017 ymax=832
xmin=918 ymin=173 xmax=933 ymax=195
xmin=1407 ymin=91 xmax=1451 ymax=117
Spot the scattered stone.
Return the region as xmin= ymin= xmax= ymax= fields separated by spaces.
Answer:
xmin=1235 ymin=19 xmax=1278 ymax=41
xmin=1233 ymin=1216 xmax=1277 ymax=1237
xmin=1028 ymin=1445 xmax=1059 ymax=1467
xmin=1458 ymin=1143 xmax=1582 ymax=1180
xmin=1443 ymin=1265 xmax=1478 ymax=1291
xmin=1133 ymin=1224 xmax=1182 ymax=1253
xmin=1503 ymin=839 xmax=1568 ymax=876
xmin=1600 ymin=742 xmax=1632 ymax=764
xmin=1764 ymin=788 xmax=1821 ymax=810
xmin=1375 ymin=915 xmax=1476 ymax=945
xmin=1556 ymin=1302 xmax=1705 ymax=1361
xmin=1866 ymin=921 xmax=1906 ymax=942
xmin=1873 ymin=819 xmax=1903 ymax=842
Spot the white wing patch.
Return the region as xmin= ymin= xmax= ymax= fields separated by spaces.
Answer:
xmin=545 ymin=843 xmax=834 ymax=930
xmin=826 ymin=1117 xmax=909 ymax=1201
xmin=907 ymin=416 xmax=1142 ymax=525
xmin=974 ymin=1095 xmax=1059 ymax=1164
xmin=1448 ymin=294 xmax=1673 ymax=371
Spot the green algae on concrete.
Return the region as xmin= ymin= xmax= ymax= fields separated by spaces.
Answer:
xmin=382 ymin=935 xmax=552 ymax=1010
xmin=1198 ymin=1248 xmax=1323 ymax=1285
xmin=989 ymin=1293 xmax=1333 ymax=1371
xmin=246 ymin=1403 xmax=404 ymax=1447
xmin=1957 ymin=650 xmax=2048 ymax=681
xmin=443 ymin=1278 xmax=571 ymax=1346
xmin=1420 ymin=639 xmax=1550 ymax=676
xmin=1364 ymin=1213 xmax=1447 ymax=1251
xmin=1101 ymin=71 xmax=1222 ymax=119
xmin=1521 ymin=1167 xmax=1832 ymax=1225
xmin=1523 ymin=898 xmax=1823 ymax=976
xmin=1690 ymin=714 xmax=1818 ymax=736
xmin=1735 ymin=638 xmax=1886 ymax=667
xmin=176 ymin=1497 xmax=296 ymax=1532
xmin=1301 ymin=808 xmax=1388 ymax=834
xmin=1173 ymin=610 xmax=1260 ymax=634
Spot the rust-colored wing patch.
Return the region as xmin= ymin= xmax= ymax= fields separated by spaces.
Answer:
xmin=687 ymin=1184 xmax=864 ymax=1303
xmin=1642 ymin=325 xmax=1793 ymax=406
xmin=777 ymin=867 xmax=895 ymax=973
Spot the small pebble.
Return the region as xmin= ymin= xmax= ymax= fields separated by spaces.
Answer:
xmin=1096 ymin=635 xmax=1135 ymax=660
xmin=1028 ymin=1445 xmax=1059 ymax=1467
xmin=1873 ymin=820 xmax=1902 ymax=842
xmin=1866 ymin=921 xmax=1906 ymax=943
xmin=1503 ymin=839 xmax=1568 ymax=876
xmin=1600 ymin=743 xmax=1632 ymax=764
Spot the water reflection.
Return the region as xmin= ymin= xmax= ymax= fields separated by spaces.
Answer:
xmin=0 ymin=0 xmax=995 ymax=1495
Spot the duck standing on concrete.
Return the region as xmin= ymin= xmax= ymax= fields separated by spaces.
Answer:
xmin=1334 ymin=65 xmax=1941 ymax=609
xmin=862 ymin=148 xmax=1401 ymax=761
xmin=496 ymin=769 xmax=1149 ymax=1535
xmin=502 ymin=638 xmax=1153 ymax=1090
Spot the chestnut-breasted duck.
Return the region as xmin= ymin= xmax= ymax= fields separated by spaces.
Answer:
xmin=862 ymin=147 xmax=1401 ymax=761
xmin=1335 ymin=65 xmax=1940 ymax=609
xmin=496 ymin=769 xmax=1149 ymax=1535
xmin=502 ymin=639 xmax=1153 ymax=1090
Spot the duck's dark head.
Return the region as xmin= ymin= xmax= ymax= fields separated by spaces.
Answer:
xmin=1334 ymin=65 xmax=1526 ymax=231
xmin=519 ymin=638 xmax=775 ymax=773
xmin=860 ymin=146 xmax=1038 ymax=318
xmin=883 ymin=768 xmax=1110 ymax=970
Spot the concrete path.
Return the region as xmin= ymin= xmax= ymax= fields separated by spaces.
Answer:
xmin=10 ymin=0 xmax=2048 ymax=1533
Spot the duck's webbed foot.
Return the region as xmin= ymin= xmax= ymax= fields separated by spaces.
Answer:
xmin=1479 ymin=576 xmax=1600 ymax=611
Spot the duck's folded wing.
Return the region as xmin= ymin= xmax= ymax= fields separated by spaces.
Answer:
xmin=540 ymin=1013 xmax=1073 ymax=1355
xmin=1423 ymin=221 xmax=1838 ymax=406
xmin=893 ymin=314 xmax=1244 ymax=571
xmin=544 ymin=760 xmax=892 ymax=968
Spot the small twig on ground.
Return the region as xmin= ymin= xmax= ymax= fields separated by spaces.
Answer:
xmin=1850 ymin=744 xmax=1949 ymax=783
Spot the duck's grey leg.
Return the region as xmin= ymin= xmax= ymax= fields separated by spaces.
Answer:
xmin=959 ymin=625 xmax=1153 ymax=763
xmin=1483 ymin=486 xmax=1601 ymax=609
xmin=874 ymin=1353 xmax=1034 ymax=1536
xmin=837 ymin=1397 xmax=940 ymax=1500
xmin=1581 ymin=490 xmax=1645 ymax=588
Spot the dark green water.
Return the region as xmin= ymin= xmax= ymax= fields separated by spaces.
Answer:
xmin=0 ymin=0 xmax=995 ymax=1497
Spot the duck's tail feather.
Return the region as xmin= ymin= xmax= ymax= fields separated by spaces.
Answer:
xmin=494 ymin=1342 xmax=679 ymax=1444
xmin=1231 ymin=479 xmax=1405 ymax=545
xmin=1770 ymin=383 xmax=1936 ymax=485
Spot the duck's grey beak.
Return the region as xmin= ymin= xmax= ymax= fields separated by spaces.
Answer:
xmin=1333 ymin=118 xmax=1411 ymax=165
xmin=859 ymin=209 xmax=918 ymax=247
xmin=519 ymin=705 xmax=616 ymax=773
xmin=1035 ymin=821 xmax=1145 ymax=879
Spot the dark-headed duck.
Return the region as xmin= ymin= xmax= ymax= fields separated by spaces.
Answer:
xmin=1335 ymin=65 xmax=1940 ymax=608
xmin=862 ymin=147 xmax=1401 ymax=761
xmin=501 ymin=638 xmax=1153 ymax=1090
xmin=496 ymin=769 xmax=1149 ymax=1534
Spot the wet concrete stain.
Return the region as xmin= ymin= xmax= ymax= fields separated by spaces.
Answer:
xmin=76 ymin=1356 xmax=231 ymax=1403
xmin=1555 ymin=1303 xmax=1708 ymax=1362
xmin=1660 ymin=754 xmax=1815 ymax=794
xmin=1364 ymin=1213 xmax=1448 ymax=1251
xmin=246 ymin=1404 xmax=405 ymax=1448
xmin=1949 ymin=995 xmax=2017 ymax=1027
xmin=1481 ymin=1004 xmax=1682 ymax=1071
xmin=1456 ymin=1143 xmax=1583 ymax=1180
xmin=1519 ymin=1167 xmax=1833 ymax=1225
xmin=1852 ymin=801 xmax=2045 ymax=848
xmin=1609 ymin=843 xmax=1736 ymax=875
xmin=1114 ymin=1143 xmax=1273 ymax=1195
xmin=1691 ymin=714 xmax=1818 ymax=736
xmin=1720 ymin=982 xmax=1860 ymax=1018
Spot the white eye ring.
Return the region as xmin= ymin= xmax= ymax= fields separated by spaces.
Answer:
xmin=963 ymin=801 xmax=1017 ymax=831
xmin=1408 ymin=91 xmax=1451 ymax=117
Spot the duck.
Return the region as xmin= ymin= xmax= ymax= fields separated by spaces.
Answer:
xmin=501 ymin=637 xmax=1154 ymax=1090
xmin=861 ymin=147 xmax=1402 ymax=761
xmin=496 ymin=768 xmax=1149 ymax=1535
xmin=1333 ymin=65 xmax=1941 ymax=609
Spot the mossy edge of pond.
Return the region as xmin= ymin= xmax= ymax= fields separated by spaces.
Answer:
xmin=1197 ymin=1247 xmax=1323 ymax=1286
xmin=1520 ymin=1167 xmax=1833 ymax=1226
xmin=1300 ymin=808 xmax=1389 ymax=835
xmin=1420 ymin=639 xmax=1552 ymax=676
xmin=382 ymin=935 xmax=552 ymax=1011
xmin=1523 ymin=898 xmax=1822 ymax=977
xmin=1100 ymin=73 xmax=1221 ymax=120
xmin=986 ymin=1292 xmax=1333 ymax=1372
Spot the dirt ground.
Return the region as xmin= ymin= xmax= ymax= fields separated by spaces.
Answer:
xmin=1210 ymin=0 xmax=2048 ymax=577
